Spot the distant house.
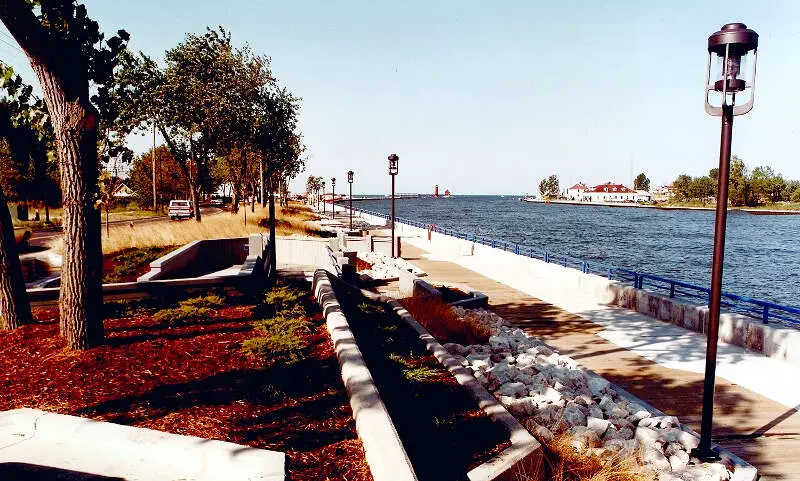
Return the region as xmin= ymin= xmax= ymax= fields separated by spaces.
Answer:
xmin=112 ymin=183 xmax=135 ymax=198
xmin=635 ymin=190 xmax=652 ymax=202
xmin=652 ymin=185 xmax=674 ymax=202
xmin=566 ymin=182 xmax=588 ymax=200
xmin=581 ymin=182 xmax=637 ymax=202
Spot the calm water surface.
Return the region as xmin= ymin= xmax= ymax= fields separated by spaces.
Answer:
xmin=356 ymin=196 xmax=800 ymax=307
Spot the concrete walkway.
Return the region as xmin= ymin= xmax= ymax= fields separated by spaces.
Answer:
xmin=398 ymin=242 xmax=800 ymax=480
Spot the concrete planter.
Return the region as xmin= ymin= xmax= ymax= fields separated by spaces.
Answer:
xmin=413 ymin=278 xmax=489 ymax=309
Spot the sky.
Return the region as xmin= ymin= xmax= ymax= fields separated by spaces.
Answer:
xmin=2 ymin=1 xmax=800 ymax=195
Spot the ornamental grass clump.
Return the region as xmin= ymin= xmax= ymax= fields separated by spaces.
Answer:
xmin=400 ymin=295 xmax=491 ymax=346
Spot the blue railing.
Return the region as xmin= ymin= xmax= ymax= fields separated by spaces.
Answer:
xmin=350 ymin=206 xmax=800 ymax=327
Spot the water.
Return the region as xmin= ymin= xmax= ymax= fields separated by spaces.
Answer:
xmin=356 ymin=196 xmax=800 ymax=308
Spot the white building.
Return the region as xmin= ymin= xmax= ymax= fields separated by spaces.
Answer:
xmin=635 ymin=190 xmax=652 ymax=202
xmin=652 ymin=185 xmax=674 ymax=202
xmin=565 ymin=182 xmax=588 ymax=200
xmin=580 ymin=182 xmax=637 ymax=202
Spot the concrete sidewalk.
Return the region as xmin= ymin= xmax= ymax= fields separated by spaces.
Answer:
xmin=399 ymin=240 xmax=800 ymax=480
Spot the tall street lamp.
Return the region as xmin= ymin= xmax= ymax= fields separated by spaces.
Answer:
xmin=388 ymin=153 xmax=399 ymax=258
xmin=347 ymin=170 xmax=354 ymax=230
xmin=695 ymin=22 xmax=758 ymax=461
xmin=331 ymin=177 xmax=336 ymax=216
xmin=321 ymin=180 xmax=326 ymax=214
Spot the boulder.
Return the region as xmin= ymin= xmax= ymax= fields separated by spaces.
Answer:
xmin=562 ymin=404 xmax=587 ymax=428
xmin=635 ymin=426 xmax=659 ymax=447
xmin=588 ymin=376 xmax=611 ymax=397
xmin=496 ymin=381 xmax=527 ymax=398
xmin=668 ymin=450 xmax=690 ymax=472
xmin=489 ymin=334 xmax=510 ymax=352
xmin=641 ymin=445 xmax=671 ymax=471
xmin=588 ymin=403 xmax=604 ymax=420
xmin=569 ymin=426 xmax=600 ymax=451
xmin=586 ymin=417 xmax=611 ymax=437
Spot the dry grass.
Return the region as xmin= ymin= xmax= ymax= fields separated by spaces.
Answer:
xmin=511 ymin=432 xmax=649 ymax=481
xmin=47 ymin=202 xmax=329 ymax=255
xmin=399 ymin=295 xmax=491 ymax=346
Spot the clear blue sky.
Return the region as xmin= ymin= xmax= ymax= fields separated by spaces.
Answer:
xmin=2 ymin=1 xmax=799 ymax=195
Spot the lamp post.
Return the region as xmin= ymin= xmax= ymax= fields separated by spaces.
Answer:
xmin=331 ymin=177 xmax=336 ymax=216
xmin=695 ymin=22 xmax=758 ymax=461
xmin=321 ymin=180 xmax=326 ymax=214
xmin=388 ymin=153 xmax=399 ymax=258
xmin=347 ymin=170 xmax=354 ymax=230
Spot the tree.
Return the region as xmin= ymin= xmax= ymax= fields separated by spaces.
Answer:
xmin=538 ymin=174 xmax=559 ymax=199
xmin=672 ymin=174 xmax=692 ymax=200
xmin=728 ymin=156 xmax=750 ymax=207
xmin=688 ymin=176 xmax=714 ymax=204
xmin=0 ymin=69 xmax=35 ymax=330
xmin=633 ymin=173 xmax=650 ymax=191
xmin=116 ymin=27 xmax=254 ymax=222
xmin=128 ymin=145 xmax=186 ymax=207
xmin=1 ymin=0 xmax=130 ymax=349
xmin=750 ymin=165 xmax=786 ymax=205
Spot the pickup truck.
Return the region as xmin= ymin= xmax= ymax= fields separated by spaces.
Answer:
xmin=168 ymin=200 xmax=193 ymax=220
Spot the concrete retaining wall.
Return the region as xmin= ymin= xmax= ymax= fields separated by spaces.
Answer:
xmin=354 ymin=210 xmax=800 ymax=368
xmin=140 ymin=237 xmax=248 ymax=281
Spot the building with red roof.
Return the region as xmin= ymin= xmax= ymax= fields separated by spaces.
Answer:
xmin=566 ymin=182 xmax=588 ymax=200
xmin=580 ymin=182 xmax=637 ymax=202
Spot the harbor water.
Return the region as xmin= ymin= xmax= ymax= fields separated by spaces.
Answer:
xmin=355 ymin=195 xmax=800 ymax=308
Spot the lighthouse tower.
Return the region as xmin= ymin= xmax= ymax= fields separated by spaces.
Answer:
xmin=434 ymin=185 xmax=439 ymax=198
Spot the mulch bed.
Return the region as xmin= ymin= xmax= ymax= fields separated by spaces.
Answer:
xmin=0 ymin=291 xmax=371 ymax=481
xmin=333 ymin=284 xmax=510 ymax=480
xmin=355 ymin=258 xmax=373 ymax=272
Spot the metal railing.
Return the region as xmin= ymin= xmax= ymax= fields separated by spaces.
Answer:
xmin=350 ymin=206 xmax=800 ymax=327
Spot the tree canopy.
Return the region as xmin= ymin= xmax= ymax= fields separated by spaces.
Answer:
xmin=539 ymin=174 xmax=560 ymax=199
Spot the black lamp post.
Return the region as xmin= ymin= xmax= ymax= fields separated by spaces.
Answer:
xmin=347 ymin=170 xmax=354 ymax=230
xmin=321 ymin=180 xmax=326 ymax=214
xmin=331 ymin=177 xmax=336 ymax=216
xmin=695 ymin=22 xmax=758 ymax=461
xmin=388 ymin=153 xmax=399 ymax=258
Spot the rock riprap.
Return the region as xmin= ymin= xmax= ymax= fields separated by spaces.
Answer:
xmin=356 ymin=251 xmax=424 ymax=280
xmin=441 ymin=308 xmax=733 ymax=481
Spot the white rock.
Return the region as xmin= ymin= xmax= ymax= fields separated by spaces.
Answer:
xmin=586 ymin=417 xmax=611 ymax=437
xmin=542 ymin=387 xmax=563 ymax=404
xmin=668 ymin=450 xmax=690 ymax=471
xmin=676 ymin=430 xmax=700 ymax=452
xmin=635 ymin=426 xmax=659 ymax=447
xmin=489 ymin=335 xmax=510 ymax=352
xmin=642 ymin=446 xmax=671 ymax=471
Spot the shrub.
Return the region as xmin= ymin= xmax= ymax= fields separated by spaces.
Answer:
xmin=400 ymin=296 xmax=491 ymax=345
xmin=256 ymin=284 xmax=306 ymax=318
xmin=180 ymin=293 xmax=226 ymax=309
xmin=242 ymin=327 xmax=308 ymax=366
xmin=253 ymin=314 xmax=312 ymax=334
xmin=153 ymin=304 xmax=212 ymax=326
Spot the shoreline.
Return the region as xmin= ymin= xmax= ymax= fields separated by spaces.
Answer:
xmin=521 ymin=198 xmax=800 ymax=215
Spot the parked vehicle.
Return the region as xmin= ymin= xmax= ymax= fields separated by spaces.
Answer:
xmin=168 ymin=200 xmax=193 ymax=220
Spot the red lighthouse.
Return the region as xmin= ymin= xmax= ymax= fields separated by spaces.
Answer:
xmin=434 ymin=185 xmax=439 ymax=198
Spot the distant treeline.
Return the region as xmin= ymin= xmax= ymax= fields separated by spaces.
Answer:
xmin=672 ymin=156 xmax=800 ymax=206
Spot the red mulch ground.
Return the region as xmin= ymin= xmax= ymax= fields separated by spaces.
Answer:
xmin=0 ymin=298 xmax=372 ymax=481
xmin=355 ymin=258 xmax=373 ymax=272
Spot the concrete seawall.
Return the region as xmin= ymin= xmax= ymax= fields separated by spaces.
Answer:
xmin=354 ymin=210 xmax=800 ymax=368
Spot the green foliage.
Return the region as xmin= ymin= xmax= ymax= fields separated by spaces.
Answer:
xmin=633 ymin=173 xmax=650 ymax=191
xmin=153 ymin=304 xmax=211 ymax=326
xmin=253 ymin=314 xmax=312 ymax=334
xmin=255 ymin=284 xmax=306 ymax=318
xmin=152 ymin=293 xmax=226 ymax=326
xmin=241 ymin=330 xmax=307 ymax=367
xmin=538 ymin=174 xmax=560 ymax=199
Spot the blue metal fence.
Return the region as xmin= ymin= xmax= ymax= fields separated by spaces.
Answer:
xmin=350 ymin=206 xmax=800 ymax=327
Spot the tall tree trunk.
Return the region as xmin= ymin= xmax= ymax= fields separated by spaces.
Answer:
xmin=231 ymin=185 xmax=240 ymax=215
xmin=250 ymin=182 xmax=256 ymax=213
xmin=268 ymin=174 xmax=277 ymax=282
xmin=37 ymin=70 xmax=104 ymax=348
xmin=190 ymin=184 xmax=202 ymax=222
xmin=0 ymin=188 xmax=32 ymax=331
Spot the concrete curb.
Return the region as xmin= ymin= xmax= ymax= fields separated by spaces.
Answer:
xmin=312 ymin=270 xmax=418 ymax=481
xmin=357 ymin=288 xmax=543 ymax=481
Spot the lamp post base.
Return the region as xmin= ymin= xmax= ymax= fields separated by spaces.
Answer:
xmin=690 ymin=447 xmax=721 ymax=463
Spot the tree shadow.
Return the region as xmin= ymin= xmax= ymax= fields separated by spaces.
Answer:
xmin=0 ymin=463 xmax=125 ymax=481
